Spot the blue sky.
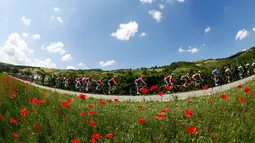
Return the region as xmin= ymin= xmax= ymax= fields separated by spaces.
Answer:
xmin=1 ymin=0 xmax=255 ymax=70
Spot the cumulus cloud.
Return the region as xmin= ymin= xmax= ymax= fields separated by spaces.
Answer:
xmin=44 ymin=42 xmax=66 ymax=54
xmin=177 ymin=0 xmax=184 ymax=2
xmin=159 ymin=4 xmax=164 ymax=9
xmin=54 ymin=7 xmax=60 ymax=12
xmin=21 ymin=16 xmax=31 ymax=26
xmin=66 ymin=66 xmax=75 ymax=70
xmin=99 ymin=60 xmax=116 ymax=67
xmin=140 ymin=32 xmax=146 ymax=37
xmin=0 ymin=33 xmax=56 ymax=68
xmin=235 ymin=29 xmax=248 ymax=40
xmin=187 ymin=47 xmax=199 ymax=54
xmin=111 ymin=21 xmax=138 ymax=40
xmin=178 ymin=47 xmax=185 ymax=53
xmin=205 ymin=26 xmax=211 ymax=33
xmin=61 ymin=54 xmax=72 ymax=62
xmin=149 ymin=9 xmax=162 ymax=23
xmin=140 ymin=0 xmax=153 ymax=4
xmin=78 ymin=62 xmax=89 ymax=69
xmin=32 ymin=34 xmax=41 ymax=40
xmin=178 ymin=46 xmax=199 ymax=54
xmin=252 ymin=28 xmax=255 ymax=32
xmin=22 ymin=33 xmax=29 ymax=38
xmin=56 ymin=17 xmax=63 ymax=23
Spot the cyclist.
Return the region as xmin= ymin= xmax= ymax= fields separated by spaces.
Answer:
xmin=225 ymin=64 xmax=231 ymax=83
xmin=83 ymin=75 xmax=92 ymax=91
xmin=192 ymin=71 xmax=201 ymax=88
xmin=238 ymin=65 xmax=244 ymax=79
xmin=108 ymin=76 xmax=118 ymax=94
xmin=252 ymin=62 xmax=255 ymax=74
xmin=180 ymin=73 xmax=191 ymax=87
xmin=56 ymin=77 xmax=61 ymax=87
xmin=245 ymin=63 xmax=250 ymax=76
xmin=65 ymin=77 xmax=71 ymax=88
xmin=135 ymin=75 xmax=147 ymax=95
xmin=75 ymin=77 xmax=82 ymax=90
xmin=96 ymin=77 xmax=104 ymax=91
xmin=212 ymin=68 xmax=219 ymax=86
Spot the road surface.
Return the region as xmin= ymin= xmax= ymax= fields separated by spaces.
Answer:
xmin=14 ymin=75 xmax=255 ymax=102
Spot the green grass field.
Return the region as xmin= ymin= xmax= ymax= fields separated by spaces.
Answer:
xmin=0 ymin=73 xmax=255 ymax=143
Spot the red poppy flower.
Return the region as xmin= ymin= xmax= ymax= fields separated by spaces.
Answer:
xmin=40 ymin=98 xmax=46 ymax=103
xmin=253 ymin=91 xmax=255 ymax=96
xmin=237 ymin=85 xmax=242 ymax=89
xmin=72 ymin=139 xmax=80 ymax=143
xmin=63 ymin=117 xmax=68 ymax=121
xmin=187 ymin=100 xmax=192 ymax=104
xmin=80 ymin=112 xmax=86 ymax=117
xmin=203 ymin=86 xmax=209 ymax=90
xmin=90 ymin=138 xmax=96 ymax=143
xmin=138 ymin=118 xmax=144 ymax=124
xmin=20 ymin=108 xmax=28 ymax=117
xmin=156 ymin=112 xmax=165 ymax=119
xmin=150 ymin=85 xmax=158 ymax=91
xmin=88 ymin=104 xmax=93 ymax=108
xmin=158 ymin=92 xmax=164 ymax=96
xmin=56 ymin=98 xmax=58 ymax=101
xmin=244 ymin=87 xmax=250 ymax=94
xmin=140 ymin=88 xmax=148 ymax=94
xmin=211 ymin=133 xmax=215 ymax=139
xmin=92 ymin=133 xmax=101 ymax=139
xmin=10 ymin=118 xmax=17 ymax=124
xmin=165 ymin=85 xmax=172 ymax=91
xmin=240 ymin=97 xmax=244 ymax=104
xmin=0 ymin=115 xmax=4 ymax=119
xmin=10 ymin=91 xmax=17 ymax=99
xmin=34 ymin=124 xmax=39 ymax=131
xmin=187 ymin=126 xmax=197 ymax=134
xmin=114 ymin=98 xmax=119 ymax=102
xmin=98 ymin=100 xmax=103 ymax=104
xmin=138 ymin=105 xmax=143 ymax=109
xmin=89 ymin=121 xmax=96 ymax=126
xmin=31 ymin=109 xmax=35 ymax=113
xmin=221 ymin=94 xmax=227 ymax=100
xmin=67 ymin=99 xmax=72 ymax=103
xmin=107 ymin=100 xmax=113 ymax=103
xmin=162 ymin=107 xmax=169 ymax=112
xmin=40 ymin=93 xmax=44 ymax=96
xmin=61 ymin=101 xmax=70 ymax=108
xmin=106 ymin=133 xmax=113 ymax=139
xmin=208 ymin=98 xmax=213 ymax=103
xmin=78 ymin=94 xmax=86 ymax=100
xmin=184 ymin=109 xmax=192 ymax=117
xmin=89 ymin=111 xmax=95 ymax=115
xmin=12 ymin=132 xmax=18 ymax=138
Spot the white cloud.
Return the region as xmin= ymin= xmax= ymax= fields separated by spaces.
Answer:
xmin=149 ymin=9 xmax=162 ymax=23
xmin=252 ymin=28 xmax=255 ymax=32
xmin=235 ymin=29 xmax=248 ymax=40
xmin=34 ymin=58 xmax=56 ymax=68
xmin=159 ymin=4 xmax=164 ymax=9
xmin=56 ymin=17 xmax=63 ymax=23
xmin=45 ymin=42 xmax=66 ymax=54
xmin=54 ymin=7 xmax=60 ymax=12
xmin=177 ymin=0 xmax=184 ymax=2
xmin=41 ymin=45 xmax=45 ymax=50
xmin=99 ymin=60 xmax=116 ymax=67
xmin=140 ymin=0 xmax=153 ymax=4
xmin=205 ymin=26 xmax=211 ymax=33
xmin=187 ymin=47 xmax=199 ymax=54
xmin=241 ymin=49 xmax=247 ymax=52
xmin=22 ymin=33 xmax=29 ymax=38
xmin=0 ymin=33 xmax=57 ymax=69
xmin=21 ymin=16 xmax=31 ymax=26
xmin=61 ymin=54 xmax=72 ymax=62
xmin=32 ymin=34 xmax=41 ymax=40
xmin=111 ymin=21 xmax=138 ymax=41
xmin=78 ymin=62 xmax=89 ymax=69
xmin=140 ymin=32 xmax=146 ymax=37
xmin=178 ymin=47 xmax=185 ymax=53
xmin=66 ymin=66 xmax=75 ymax=70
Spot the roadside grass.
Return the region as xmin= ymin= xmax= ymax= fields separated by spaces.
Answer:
xmin=0 ymin=73 xmax=255 ymax=142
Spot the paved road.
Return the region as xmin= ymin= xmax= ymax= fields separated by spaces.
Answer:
xmin=15 ymin=75 xmax=255 ymax=102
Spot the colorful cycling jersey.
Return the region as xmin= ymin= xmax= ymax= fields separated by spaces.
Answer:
xmin=65 ymin=77 xmax=71 ymax=81
xmin=181 ymin=75 xmax=189 ymax=80
xmin=212 ymin=69 xmax=218 ymax=75
xmin=108 ymin=78 xmax=115 ymax=83
xmin=96 ymin=79 xmax=102 ymax=83
xmin=225 ymin=68 xmax=231 ymax=73
xmin=76 ymin=78 xmax=82 ymax=81
xmin=192 ymin=73 xmax=199 ymax=79
xmin=56 ymin=77 xmax=60 ymax=80
xmin=164 ymin=76 xmax=170 ymax=81
xmin=135 ymin=77 xmax=143 ymax=83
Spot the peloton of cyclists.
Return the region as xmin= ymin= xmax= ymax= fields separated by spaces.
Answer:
xmin=135 ymin=75 xmax=147 ymax=95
